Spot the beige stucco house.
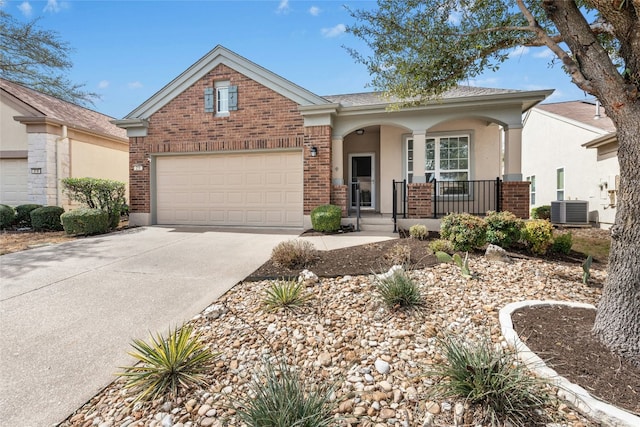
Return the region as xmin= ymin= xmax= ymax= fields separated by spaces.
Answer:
xmin=0 ymin=78 xmax=129 ymax=208
xmin=116 ymin=45 xmax=551 ymax=229
xmin=522 ymin=100 xmax=619 ymax=228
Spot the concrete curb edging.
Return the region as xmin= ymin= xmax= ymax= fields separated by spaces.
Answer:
xmin=499 ymin=300 xmax=640 ymax=427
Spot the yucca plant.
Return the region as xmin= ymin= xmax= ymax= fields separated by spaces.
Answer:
xmin=375 ymin=268 xmax=423 ymax=310
xmin=263 ymin=279 xmax=313 ymax=311
xmin=426 ymin=335 xmax=551 ymax=427
xmin=117 ymin=325 xmax=217 ymax=403
xmin=235 ymin=358 xmax=336 ymax=427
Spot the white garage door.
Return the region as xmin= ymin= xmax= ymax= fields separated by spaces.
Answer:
xmin=0 ymin=159 xmax=28 ymax=206
xmin=156 ymin=151 xmax=303 ymax=227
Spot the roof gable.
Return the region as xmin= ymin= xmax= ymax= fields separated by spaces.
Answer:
xmin=125 ymin=45 xmax=331 ymax=120
xmin=535 ymin=100 xmax=616 ymax=133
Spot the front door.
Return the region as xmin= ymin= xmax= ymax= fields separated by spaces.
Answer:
xmin=349 ymin=153 xmax=375 ymax=210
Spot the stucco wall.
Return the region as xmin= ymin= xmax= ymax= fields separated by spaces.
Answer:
xmin=1 ymin=99 xmax=28 ymax=151
xmin=522 ymin=108 xmax=619 ymax=227
xmin=379 ymin=126 xmax=405 ymax=214
xmin=71 ymin=139 xmax=129 ymax=202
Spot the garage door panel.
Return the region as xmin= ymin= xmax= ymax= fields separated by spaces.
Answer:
xmin=156 ymin=152 xmax=302 ymax=227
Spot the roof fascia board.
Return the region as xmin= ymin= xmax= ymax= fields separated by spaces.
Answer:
xmin=583 ymin=132 xmax=618 ymax=148
xmin=112 ymin=118 xmax=149 ymax=138
xmin=126 ymin=46 xmax=329 ymax=120
xmin=14 ymin=116 xmax=129 ymax=144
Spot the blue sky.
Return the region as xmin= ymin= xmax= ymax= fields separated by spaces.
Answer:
xmin=4 ymin=0 xmax=591 ymax=118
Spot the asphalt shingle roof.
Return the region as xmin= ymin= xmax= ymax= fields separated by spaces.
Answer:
xmin=0 ymin=78 xmax=127 ymax=141
xmin=536 ymin=100 xmax=616 ymax=133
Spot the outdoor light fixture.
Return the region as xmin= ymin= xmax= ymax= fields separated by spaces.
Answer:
xmin=355 ymin=129 xmax=365 ymax=135
xmin=310 ymin=146 xmax=318 ymax=157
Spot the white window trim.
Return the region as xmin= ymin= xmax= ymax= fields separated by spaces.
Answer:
xmin=556 ymin=167 xmax=565 ymax=201
xmin=214 ymin=80 xmax=230 ymax=117
xmin=527 ymin=175 xmax=536 ymax=205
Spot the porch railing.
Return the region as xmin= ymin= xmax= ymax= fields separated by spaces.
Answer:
xmin=432 ymin=177 xmax=501 ymax=218
xmin=392 ymin=179 xmax=407 ymax=233
xmin=350 ymin=181 xmax=361 ymax=231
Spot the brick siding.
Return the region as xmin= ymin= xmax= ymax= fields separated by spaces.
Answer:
xmin=331 ymin=185 xmax=348 ymax=217
xmin=407 ymin=183 xmax=433 ymax=218
xmin=501 ymin=181 xmax=530 ymax=218
xmin=128 ymin=64 xmax=331 ymax=215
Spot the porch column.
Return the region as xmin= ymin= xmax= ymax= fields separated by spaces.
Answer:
xmin=504 ymin=125 xmax=523 ymax=181
xmin=331 ymin=136 xmax=344 ymax=185
xmin=412 ymin=131 xmax=426 ymax=183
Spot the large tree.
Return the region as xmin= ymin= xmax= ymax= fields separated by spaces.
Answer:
xmin=0 ymin=10 xmax=96 ymax=106
xmin=348 ymin=0 xmax=639 ymax=366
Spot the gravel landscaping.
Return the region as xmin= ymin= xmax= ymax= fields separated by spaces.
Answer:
xmin=60 ymin=248 xmax=610 ymax=427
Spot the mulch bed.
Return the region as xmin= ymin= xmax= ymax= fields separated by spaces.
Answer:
xmin=247 ymin=231 xmax=638 ymax=418
xmin=512 ymin=305 xmax=640 ymax=415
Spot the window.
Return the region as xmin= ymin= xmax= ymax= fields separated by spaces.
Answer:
xmin=556 ymin=168 xmax=564 ymax=201
xmin=406 ymin=138 xmax=414 ymax=183
xmin=527 ymin=175 xmax=536 ymax=205
xmin=427 ymin=135 xmax=470 ymax=195
xmin=210 ymin=81 xmax=238 ymax=116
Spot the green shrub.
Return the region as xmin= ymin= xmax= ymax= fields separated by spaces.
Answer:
xmin=375 ymin=268 xmax=423 ymax=310
xmin=426 ymin=335 xmax=551 ymax=427
xmin=521 ymin=219 xmax=554 ymax=255
xmin=235 ymin=358 xmax=335 ymax=427
xmin=440 ymin=213 xmax=487 ymax=251
xmin=117 ymin=325 xmax=217 ymax=403
xmin=429 ymin=238 xmax=454 ymax=254
xmin=409 ymin=224 xmax=428 ymax=240
xmin=61 ymin=208 xmax=110 ymax=236
xmin=531 ymin=205 xmax=551 ymax=220
xmin=310 ymin=204 xmax=342 ymax=232
xmin=271 ymin=240 xmax=317 ymax=268
xmin=485 ymin=211 xmax=523 ymax=249
xmin=61 ymin=177 xmax=126 ymax=229
xmin=552 ymin=232 xmax=573 ymax=255
xmin=30 ymin=206 xmax=64 ymax=231
xmin=0 ymin=204 xmax=16 ymax=229
xmin=263 ymin=279 xmax=312 ymax=311
xmin=15 ymin=204 xmax=43 ymax=227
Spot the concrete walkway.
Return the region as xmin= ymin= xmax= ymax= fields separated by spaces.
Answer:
xmin=0 ymin=226 xmax=397 ymax=426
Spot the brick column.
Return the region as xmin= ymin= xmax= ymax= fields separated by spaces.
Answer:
xmin=330 ymin=185 xmax=348 ymax=217
xmin=407 ymin=183 xmax=433 ymax=218
xmin=129 ymin=136 xmax=151 ymax=225
xmin=501 ymin=181 xmax=530 ymax=218
xmin=304 ymin=125 xmax=332 ymax=214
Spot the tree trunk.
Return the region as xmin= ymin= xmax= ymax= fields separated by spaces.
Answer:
xmin=592 ymin=115 xmax=640 ymax=367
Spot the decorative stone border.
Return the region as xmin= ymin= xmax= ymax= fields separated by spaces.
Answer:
xmin=499 ymin=300 xmax=640 ymax=427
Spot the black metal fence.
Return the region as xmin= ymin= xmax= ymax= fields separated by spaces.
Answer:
xmin=392 ymin=179 xmax=407 ymax=232
xmin=432 ymin=178 xmax=501 ymax=218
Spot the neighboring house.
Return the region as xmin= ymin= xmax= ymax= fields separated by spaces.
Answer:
xmin=0 ymin=78 xmax=129 ymax=208
xmin=522 ymin=100 xmax=619 ymax=228
xmin=116 ymin=45 xmax=551 ymax=229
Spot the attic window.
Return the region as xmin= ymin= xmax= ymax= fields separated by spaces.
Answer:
xmin=212 ymin=81 xmax=238 ymax=116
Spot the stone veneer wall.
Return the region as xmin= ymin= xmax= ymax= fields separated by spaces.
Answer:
xmin=27 ymin=133 xmax=69 ymax=206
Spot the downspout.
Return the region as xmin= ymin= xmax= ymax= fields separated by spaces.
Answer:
xmin=55 ymin=125 xmax=68 ymax=206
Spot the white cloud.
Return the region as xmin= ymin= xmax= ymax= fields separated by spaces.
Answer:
xmin=97 ymin=80 xmax=110 ymax=89
xmin=321 ymin=23 xmax=346 ymax=38
xmin=128 ymin=81 xmax=143 ymax=89
xmin=276 ymin=0 xmax=290 ymax=14
xmin=18 ymin=1 xmax=32 ymax=17
xmin=465 ymin=77 xmax=500 ymax=87
xmin=309 ymin=6 xmax=320 ymax=16
xmin=508 ymin=46 xmax=530 ymax=58
xmin=533 ymin=49 xmax=554 ymax=59
xmin=43 ymin=0 xmax=68 ymax=13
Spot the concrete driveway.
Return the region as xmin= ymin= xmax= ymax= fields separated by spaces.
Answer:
xmin=0 ymin=226 xmax=298 ymax=426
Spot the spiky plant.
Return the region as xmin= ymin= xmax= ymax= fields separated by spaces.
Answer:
xmin=263 ymin=279 xmax=313 ymax=311
xmin=235 ymin=358 xmax=336 ymax=427
xmin=117 ymin=325 xmax=217 ymax=403
xmin=426 ymin=335 xmax=552 ymax=427
xmin=375 ymin=268 xmax=423 ymax=310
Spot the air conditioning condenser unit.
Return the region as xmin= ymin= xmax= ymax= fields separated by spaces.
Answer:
xmin=550 ymin=200 xmax=589 ymax=224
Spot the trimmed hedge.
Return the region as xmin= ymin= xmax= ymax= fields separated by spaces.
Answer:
xmin=0 ymin=204 xmax=16 ymax=229
xmin=522 ymin=219 xmax=554 ymax=255
xmin=15 ymin=204 xmax=43 ymax=227
xmin=531 ymin=205 xmax=551 ymax=220
xmin=30 ymin=206 xmax=65 ymax=231
xmin=61 ymin=208 xmax=110 ymax=235
xmin=485 ymin=210 xmax=523 ymax=249
xmin=310 ymin=204 xmax=342 ymax=232
xmin=61 ymin=177 xmax=126 ymax=229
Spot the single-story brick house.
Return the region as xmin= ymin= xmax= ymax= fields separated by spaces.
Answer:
xmin=115 ymin=45 xmax=552 ymax=229
xmin=0 ymin=78 xmax=129 ymax=208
